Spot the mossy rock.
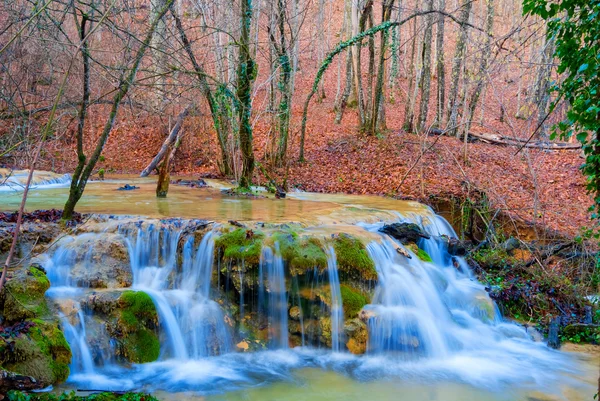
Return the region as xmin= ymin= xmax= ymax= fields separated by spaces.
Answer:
xmin=332 ymin=234 xmax=377 ymax=281
xmin=317 ymin=285 xmax=368 ymax=320
xmin=344 ymin=318 xmax=368 ymax=355
xmin=215 ymin=228 xmax=264 ymax=266
xmin=113 ymin=291 xmax=159 ymax=363
xmin=406 ymin=243 xmax=433 ymax=263
xmin=1 ymin=266 xmax=50 ymax=323
xmin=0 ymin=319 xmax=71 ymax=386
xmin=471 ymin=247 xmax=518 ymax=270
xmin=269 ymin=231 xmax=327 ymax=275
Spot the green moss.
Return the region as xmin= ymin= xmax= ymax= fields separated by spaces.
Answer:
xmin=340 ymin=285 xmax=368 ymax=319
xmin=332 ymin=234 xmax=377 ymax=280
xmin=1 ymin=320 xmax=71 ymax=386
xmin=290 ymin=237 xmax=328 ymax=273
xmin=270 ymin=230 xmax=299 ymax=261
xmin=406 ymin=244 xmax=433 ymax=263
xmin=118 ymin=290 xmax=157 ymax=330
xmin=215 ymin=228 xmax=264 ymax=265
xmin=6 ymin=390 xmax=162 ymax=401
xmin=115 ymin=291 xmax=159 ymax=363
xmin=2 ymin=266 xmax=51 ymax=322
xmin=121 ymin=328 xmax=160 ymax=363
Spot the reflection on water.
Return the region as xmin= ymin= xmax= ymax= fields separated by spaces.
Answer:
xmin=0 ymin=175 xmax=428 ymax=225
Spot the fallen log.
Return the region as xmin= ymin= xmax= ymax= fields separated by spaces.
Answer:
xmin=428 ymin=128 xmax=581 ymax=150
xmin=140 ymin=104 xmax=192 ymax=177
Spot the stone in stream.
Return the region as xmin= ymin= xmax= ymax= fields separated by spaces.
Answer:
xmin=379 ymin=222 xmax=430 ymax=244
xmin=117 ymin=184 xmax=139 ymax=190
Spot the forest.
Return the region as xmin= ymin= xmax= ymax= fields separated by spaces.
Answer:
xmin=0 ymin=0 xmax=598 ymax=399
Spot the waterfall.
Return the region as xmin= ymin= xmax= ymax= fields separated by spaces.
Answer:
xmin=326 ymin=246 xmax=343 ymax=352
xmin=259 ymin=243 xmax=289 ymax=348
xmin=60 ymin=307 xmax=95 ymax=375
xmin=123 ymin=224 xmax=231 ymax=360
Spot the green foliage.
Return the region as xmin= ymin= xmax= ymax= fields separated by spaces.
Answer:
xmin=559 ymin=324 xmax=600 ymax=344
xmin=215 ymin=228 xmax=265 ymax=265
xmin=523 ymin=0 xmax=600 ymax=221
xmin=7 ymin=391 xmax=161 ymax=401
xmin=332 ymin=234 xmax=377 ymax=280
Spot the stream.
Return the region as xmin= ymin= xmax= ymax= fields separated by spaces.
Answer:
xmin=0 ymin=174 xmax=597 ymax=400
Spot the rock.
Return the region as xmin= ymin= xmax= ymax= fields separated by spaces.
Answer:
xmin=396 ymin=247 xmax=411 ymax=258
xmin=117 ymin=184 xmax=139 ymax=191
xmin=236 ymin=341 xmax=249 ymax=351
xmin=358 ymin=308 xmax=377 ymax=323
xmin=0 ymin=319 xmax=71 ymax=387
xmin=109 ymin=291 xmax=160 ymax=363
xmin=289 ymin=306 xmax=302 ymax=321
xmin=0 ymin=266 xmax=50 ymax=323
xmin=61 ymin=233 xmax=132 ymax=288
xmin=379 ymin=223 xmax=430 ymax=244
xmin=0 ymin=369 xmax=42 ymax=393
xmin=173 ymin=179 xmax=208 ymax=188
xmin=344 ymin=319 xmax=368 ymax=355
xmin=442 ymin=236 xmax=467 ymax=256
xmin=501 ymin=237 xmax=521 ymax=253
xmin=525 ymin=325 xmax=544 ymax=342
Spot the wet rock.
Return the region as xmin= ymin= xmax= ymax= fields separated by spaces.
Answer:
xmin=358 ymin=308 xmax=377 ymax=323
xmin=344 ymin=319 xmax=368 ymax=355
xmin=109 ymin=291 xmax=160 ymax=363
xmin=0 ymin=369 xmax=42 ymax=393
xmin=501 ymin=237 xmax=521 ymax=253
xmin=117 ymin=184 xmax=139 ymax=191
xmin=63 ymin=233 xmax=132 ymax=288
xmin=524 ymin=325 xmax=544 ymax=342
xmin=441 ymin=235 xmax=467 ymax=256
xmin=379 ymin=222 xmax=430 ymax=244
xmin=172 ymin=179 xmax=208 ymax=188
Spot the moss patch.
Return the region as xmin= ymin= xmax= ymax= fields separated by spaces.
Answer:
xmin=2 ymin=266 xmax=50 ymax=322
xmin=114 ymin=291 xmax=159 ymax=363
xmin=215 ymin=228 xmax=264 ymax=265
xmin=270 ymin=231 xmax=328 ymax=275
xmin=6 ymin=391 xmax=162 ymax=401
xmin=406 ymin=244 xmax=433 ymax=263
xmin=0 ymin=319 xmax=71 ymax=386
xmin=332 ymin=234 xmax=377 ymax=280
xmin=340 ymin=285 xmax=368 ymax=319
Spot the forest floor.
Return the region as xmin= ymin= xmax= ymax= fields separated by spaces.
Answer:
xmin=19 ymin=97 xmax=588 ymax=239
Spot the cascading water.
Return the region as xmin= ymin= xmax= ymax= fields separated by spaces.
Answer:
xmin=123 ymin=223 xmax=231 ymax=360
xmin=259 ymin=243 xmax=289 ymax=348
xmin=35 ymin=211 xmax=588 ymax=397
xmin=326 ymin=246 xmax=343 ymax=352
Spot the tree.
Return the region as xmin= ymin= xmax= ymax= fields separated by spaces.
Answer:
xmin=522 ymin=0 xmax=600 ymax=221
xmin=62 ymin=0 xmax=176 ymax=221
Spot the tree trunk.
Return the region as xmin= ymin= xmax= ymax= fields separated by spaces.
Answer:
xmin=435 ymin=0 xmax=446 ymax=126
xmin=171 ymin=8 xmax=234 ymax=176
xmin=156 ymin=144 xmax=173 ymax=198
xmin=463 ymin=0 xmax=494 ymax=142
xmin=141 ymin=105 xmax=191 ymax=177
xmin=417 ymin=0 xmax=435 ymax=132
xmin=237 ymin=0 xmax=256 ymax=189
xmin=446 ymin=0 xmax=472 ymax=136
xmin=403 ymin=16 xmax=419 ymax=132
xmin=63 ymin=0 xmax=175 ymax=220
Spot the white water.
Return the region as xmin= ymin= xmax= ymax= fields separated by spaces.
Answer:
xmin=259 ymin=243 xmax=289 ymax=348
xmin=326 ymin=246 xmax=344 ymax=352
xmin=0 ymin=169 xmax=71 ymax=191
xmin=37 ymin=214 xmax=590 ymax=397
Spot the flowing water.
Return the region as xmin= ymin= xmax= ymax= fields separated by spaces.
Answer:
xmin=10 ymin=177 xmax=596 ymax=400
